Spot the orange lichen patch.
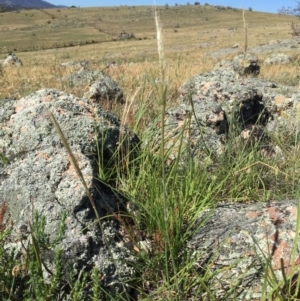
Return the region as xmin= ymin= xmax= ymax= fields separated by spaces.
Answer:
xmin=77 ymin=100 xmax=85 ymax=106
xmin=41 ymin=95 xmax=55 ymax=103
xmin=285 ymin=206 xmax=298 ymax=219
xmin=265 ymin=206 xmax=284 ymax=225
xmin=63 ymin=153 xmax=92 ymax=182
xmin=293 ymin=256 xmax=300 ymax=266
xmin=269 ymin=238 xmax=291 ymax=270
xmin=73 ymin=183 xmax=82 ymax=193
xmin=35 ymin=152 xmax=50 ymax=160
xmin=274 ymin=95 xmax=292 ymax=116
xmin=202 ymin=82 xmax=213 ymax=94
xmin=284 ymin=256 xmax=300 ymax=276
xmin=207 ymin=111 xmax=225 ymax=124
xmin=14 ymin=102 xmax=25 ymax=113
xmin=245 ymin=211 xmax=261 ymax=218
xmin=20 ymin=126 xmax=28 ymax=133
xmin=65 ymin=157 xmax=80 ymax=179
xmin=274 ymin=95 xmax=290 ymax=106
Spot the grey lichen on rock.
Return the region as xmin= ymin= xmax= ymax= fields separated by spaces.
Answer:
xmin=232 ymin=53 xmax=260 ymax=76
xmin=83 ymin=72 xmax=124 ymax=103
xmin=0 ymin=88 xmax=139 ymax=296
xmin=188 ymin=200 xmax=300 ymax=300
xmin=264 ymin=53 xmax=292 ymax=65
xmin=150 ymin=55 xmax=300 ymax=166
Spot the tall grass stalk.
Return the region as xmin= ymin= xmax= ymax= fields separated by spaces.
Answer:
xmin=243 ymin=8 xmax=248 ymax=57
xmin=154 ymin=8 xmax=180 ymax=293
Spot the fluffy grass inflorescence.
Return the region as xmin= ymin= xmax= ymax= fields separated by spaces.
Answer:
xmin=1 ymin=4 xmax=300 ymax=301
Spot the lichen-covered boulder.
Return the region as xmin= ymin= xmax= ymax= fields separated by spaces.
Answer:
xmin=188 ymin=200 xmax=300 ymax=300
xmin=151 ymin=57 xmax=300 ymax=165
xmin=1 ymin=53 xmax=23 ymax=67
xmin=63 ymin=70 xmax=124 ymax=103
xmin=83 ymin=72 xmax=124 ymax=103
xmin=232 ymin=53 xmax=260 ymax=76
xmin=62 ymin=69 xmax=103 ymax=86
xmin=0 ymin=89 xmax=139 ymax=297
xmin=264 ymin=53 xmax=292 ymax=65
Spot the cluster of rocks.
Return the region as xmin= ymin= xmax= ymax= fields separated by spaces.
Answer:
xmin=114 ymin=31 xmax=136 ymax=41
xmin=263 ymin=53 xmax=292 ymax=65
xmin=62 ymin=67 xmax=124 ymax=103
xmin=1 ymin=50 xmax=300 ymax=299
xmin=0 ymin=53 xmax=23 ymax=67
xmin=149 ymin=52 xmax=299 ymax=168
xmin=210 ymin=37 xmax=300 ymax=58
xmin=156 ymin=53 xmax=300 ymax=299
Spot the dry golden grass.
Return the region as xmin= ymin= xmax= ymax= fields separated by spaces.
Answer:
xmin=0 ymin=5 xmax=296 ymax=57
xmin=0 ymin=5 xmax=299 ymax=130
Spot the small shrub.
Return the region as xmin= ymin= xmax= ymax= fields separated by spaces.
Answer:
xmin=194 ymin=1 xmax=200 ymax=5
xmin=249 ymin=7 xmax=253 ymax=11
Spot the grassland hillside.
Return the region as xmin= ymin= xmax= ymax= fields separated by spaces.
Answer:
xmin=0 ymin=5 xmax=298 ymax=109
xmin=0 ymin=5 xmax=296 ymax=57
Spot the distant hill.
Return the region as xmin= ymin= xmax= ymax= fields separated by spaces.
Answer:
xmin=0 ymin=0 xmax=65 ymax=9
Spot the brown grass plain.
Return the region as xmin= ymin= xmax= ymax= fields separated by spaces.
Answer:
xmin=0 ymin=4 xmax=299 ymax=127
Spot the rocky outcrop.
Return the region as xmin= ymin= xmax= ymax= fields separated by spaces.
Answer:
xmin=63 ymin=70 xmax=124 ymax=103
xmin=1 ymin=53 xmax=23 ymax=67
xmin=83 ymin=72 xmax=124 ymax=103
xmin=115 ymin=31 xmax=136 ymax=41
xmin=150 ymin=54 xmax=299 ymax=166
xmin=264 ymin=53 xmax=292 ymax=65
xmin=232 ymin=53 xmax=260 ymax=75
xmin=148 ymin=55 xmax=300 ymax=299
xmin=209 ymin=37 xmax=300 ymax=58
xmin=0 ymin=89 xmax=139 ymax=297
